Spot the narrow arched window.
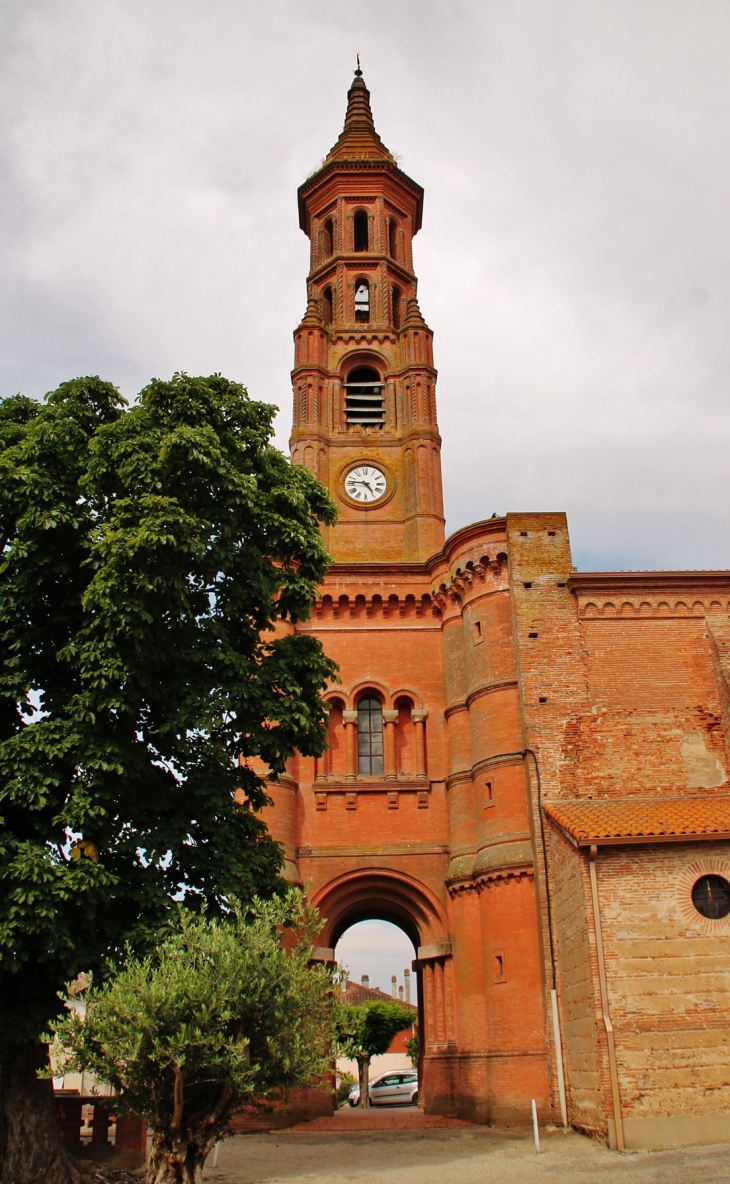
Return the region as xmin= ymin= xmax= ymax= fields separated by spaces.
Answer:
xmin=323 ymin=218 xmax=334 ymax=257
xmin=388 ymin=218 xmax=398 ymax=258
xmin=392 ymin=286 xmax=402 ymax=331
xmin=322 ymin=287 xmax=333 ymax=325
xmin=358 ymin=696 xmax=383 ymax=776
xmin=354 ymin=211 xmax=369 ymax=252
xmin=354 ymin=278 xmax=370 ymax=322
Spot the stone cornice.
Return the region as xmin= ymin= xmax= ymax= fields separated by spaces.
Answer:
xmin=309 ymin=253 xmax=415 ymax=287
xmin=298 ymin=159 xmax=424 ymax=234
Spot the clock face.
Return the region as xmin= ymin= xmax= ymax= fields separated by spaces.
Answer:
xmin=344 ymin=464 xmax=387 ymax=504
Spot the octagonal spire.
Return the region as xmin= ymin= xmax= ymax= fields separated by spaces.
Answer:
xmin=324 ymin=66 xmax=396 ymax=164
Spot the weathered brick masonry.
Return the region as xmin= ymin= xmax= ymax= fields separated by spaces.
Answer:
xmin=261 ymin=70 xmax=730 ymax=1148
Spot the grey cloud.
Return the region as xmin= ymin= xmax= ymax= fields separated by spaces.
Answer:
xmin=1 ymin=0 xmax=728 ymax=569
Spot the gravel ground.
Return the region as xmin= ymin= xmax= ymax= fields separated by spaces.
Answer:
xmin=203 ymin=1128 xmax=730 ymax=1184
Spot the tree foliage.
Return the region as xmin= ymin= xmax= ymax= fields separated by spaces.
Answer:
xmin=53 ymin=890 xmax=336 ymax=1184
xmin=335 ymin=1001 xmax=411 ymax=1108
xmin=0 ymin=373 xmax=337 ymax=1179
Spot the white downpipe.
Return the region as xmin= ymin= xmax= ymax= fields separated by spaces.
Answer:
xmin=550 ymin=988 xmax=568 ymax=1129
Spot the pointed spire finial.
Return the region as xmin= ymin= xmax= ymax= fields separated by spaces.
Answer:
xmin=320 ymin=63 xmax=394 ymax=164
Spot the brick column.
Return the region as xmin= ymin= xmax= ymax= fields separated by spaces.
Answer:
xmin=382 ymin=709 xmax=398 ymax=779
xmin=343 ymin=711 xmax=358 ymax=780
xmin=412 ymin=709 xmax=428 ymax=779
xmin=56 ymin=1099 xmax=83 ymax=1148
xmin=91 ymin=1102 xmax=110 ymax=1146
xmin=115 ymin=1115 xmax=148 ymax=1154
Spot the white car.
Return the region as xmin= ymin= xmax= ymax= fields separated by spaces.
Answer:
xmin=348 ymin=1070 xmax=418 ymax=1107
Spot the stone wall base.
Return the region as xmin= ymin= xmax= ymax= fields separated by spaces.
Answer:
xmin=608 ymin=1114 xmax=730 ymax=1151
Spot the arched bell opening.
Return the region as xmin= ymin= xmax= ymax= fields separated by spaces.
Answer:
xmin=322 ymin=286 xmax=333 ymax=325
xmin=353 ymin=209 xmax=369 ymax=252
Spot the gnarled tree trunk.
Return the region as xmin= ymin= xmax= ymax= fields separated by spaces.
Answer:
xmin=146 ymin=1130 xmax=217 ymax=1184
xmin=0 ymin=1043 xmax=81 ymax=1184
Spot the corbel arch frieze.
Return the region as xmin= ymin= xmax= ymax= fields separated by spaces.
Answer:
xmin=432 ymin=552 xmax=509 ymax=607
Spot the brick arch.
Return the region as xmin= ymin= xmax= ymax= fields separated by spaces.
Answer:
xmin=313 ymin=868 xmax=449 ymax=951
xmin=338 ymin=347 xmax=390 ymax=379
xmin=345 ymin=678 xmax=391 ymax=708
xmin=390 ymin=686 xmax=423 ymax=709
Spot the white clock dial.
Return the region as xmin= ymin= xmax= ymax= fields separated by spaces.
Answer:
xmin=344 ymin=464 xmax=387 ymax=504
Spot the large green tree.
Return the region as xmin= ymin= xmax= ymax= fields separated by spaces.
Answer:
xmin=0 ymin=373 xmax=337 ymax=1183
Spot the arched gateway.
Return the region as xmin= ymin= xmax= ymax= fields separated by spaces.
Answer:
xmin=258 ymin=67 xmax=730 ymax=1150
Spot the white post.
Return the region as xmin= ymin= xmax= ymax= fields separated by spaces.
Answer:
xmin=212 ymin=1142 xmax=220 ymax=1166
xmin=550 ymin=988 xmax=568 ymax=1129
xmin=531 ymin=1099 xmax=540 ymax=1154
xmin=391 ymin=975 xmax=397 ymax=998
xmin=404 ymin=968 xmax=411 ymax=1003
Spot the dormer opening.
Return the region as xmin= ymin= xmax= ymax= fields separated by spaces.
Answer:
xmin=354 ymin=278 xmax=370 ymax=322
xmin=392 ymin=286 xmax=402 ymax=331
xmin=354 ymin=210 xmax=369 ymax=252
xmin=344 ymin=366 xmax=384 ymax=428
xmin=322 ymin=287 xmax=333 ymax=325
xmin=323 ymin=218 xmax=334 ymax=257
xmin=388 ymin=218 xmax=398 ymax=258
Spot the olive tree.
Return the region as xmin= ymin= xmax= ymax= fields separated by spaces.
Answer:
xmin=53 ymin=891 xmax=336 ymax=1184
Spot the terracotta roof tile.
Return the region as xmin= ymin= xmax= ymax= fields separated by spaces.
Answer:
xmin=544 ymin=797 xmax=730 ymax=847
xmin=341 ymin=980 xmax=417 ymax=1010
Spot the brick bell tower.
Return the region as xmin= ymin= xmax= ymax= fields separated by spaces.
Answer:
xmin=259 ymin=65 xmax=730 ymax=1147
xmin=291 ymin=66 xmax=444 ymax=563
xmin=263 ymin=68 xmax=556 ymax=1129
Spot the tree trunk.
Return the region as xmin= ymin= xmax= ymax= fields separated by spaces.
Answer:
xmin=146 ymin=1130 xmax=216 ymax=1184
xmin=356 ymin=1056 xmax=371 ymax=1108
xmin=0 ymin=1043 xmax=82 ymax=1184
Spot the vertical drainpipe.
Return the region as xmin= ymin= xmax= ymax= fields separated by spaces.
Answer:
xmin=588 ymin=845 xmax=625 ymax=1152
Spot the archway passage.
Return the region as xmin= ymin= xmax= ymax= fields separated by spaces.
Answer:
xmin=312 ymin=869 xmax=454 ymax=1116
xmin=333 ymin=913 xmax=420 ymax=1111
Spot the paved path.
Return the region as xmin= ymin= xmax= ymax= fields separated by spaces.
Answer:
xmin=288 ymin=1106 xmax=471 ymax=1132
xmin=204 ymin=1125 xmax=730 ymax=1184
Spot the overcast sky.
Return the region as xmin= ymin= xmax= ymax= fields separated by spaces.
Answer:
xmin=1 ymin=0 xmax=729 ymax=571
xmin=336 ymin=920 xmax=417 ymax=1003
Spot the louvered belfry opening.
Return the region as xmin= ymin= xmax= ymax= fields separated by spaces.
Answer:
xmin=344 ymin=366 xmax=384 ymax=428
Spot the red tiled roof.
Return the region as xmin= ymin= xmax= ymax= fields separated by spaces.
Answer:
xmin=544 ymin=797 xmax=730 ymax=847
xmin=341 ymin=980 xmax=417 ymax=1010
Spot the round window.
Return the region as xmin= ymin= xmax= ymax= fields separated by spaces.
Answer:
xmin=691 ymin=874 xmax=730 ymax=920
